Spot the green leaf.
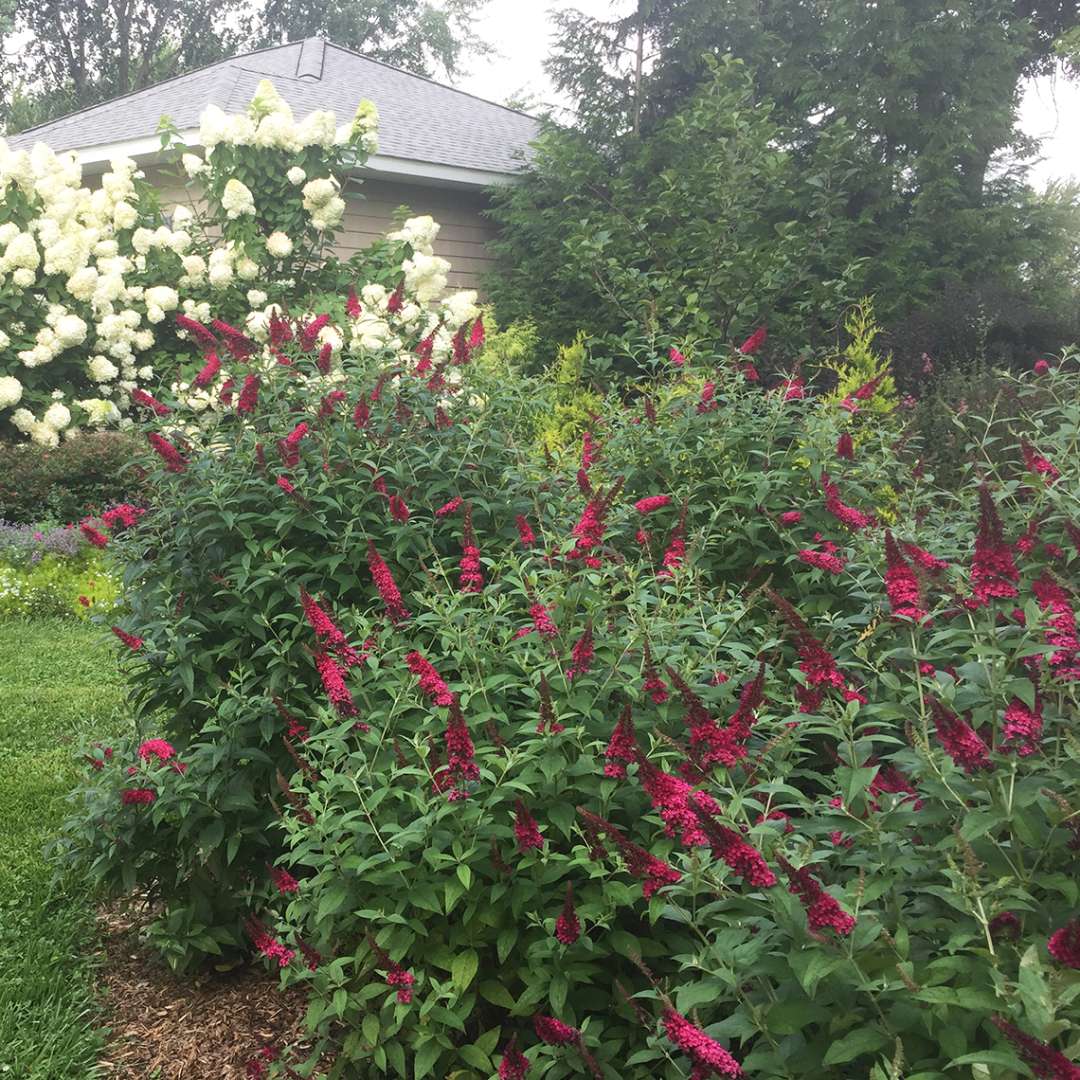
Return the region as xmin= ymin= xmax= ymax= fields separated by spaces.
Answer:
xmin=451 ymin=949 xmax=479 ymax=993
xmin=362 ymin=1012 xmax=380 ymax=1045
xmin=317 ymin=883 xmax=349 ymax=921
xmin=413 ymin=1039 xmax=442 ymax=1080
xmin=1018 ymin=944 xmax=1054 ymax=1030
xmin=458 ymin=1045 xmax=491 ymax=1071
xmin=822 ymin=1028 xmax=889 ymax=1065
xmin=478 ymin=980 xmax=516 ymax=1008
xmin=947 ymin=1050 xmax=1024 ymax=1069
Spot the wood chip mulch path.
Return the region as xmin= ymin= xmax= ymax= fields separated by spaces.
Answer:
xmin=96 ymin=902 xmax=319 ymax=1079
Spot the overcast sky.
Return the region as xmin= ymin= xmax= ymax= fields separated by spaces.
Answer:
xmin=454 ymin=0 xmax=1080 ymax=189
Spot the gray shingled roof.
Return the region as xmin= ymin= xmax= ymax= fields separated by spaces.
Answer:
xmin=7 ymin=38 xmax=540 ymax=175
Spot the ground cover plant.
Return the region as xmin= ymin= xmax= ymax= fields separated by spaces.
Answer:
xmin=0 ymin=520 xmax=123 ymax=619
xmin=58 ymin=286 xmax=1080 ymax=1078
xmin=0 ymin=618 xmax=126 ymax=1077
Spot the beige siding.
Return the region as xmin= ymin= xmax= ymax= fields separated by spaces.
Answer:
xmin=143 ymin=168 xmax=497 ymax=293
xmin=336 ymin=177 xmax=497 ymax=292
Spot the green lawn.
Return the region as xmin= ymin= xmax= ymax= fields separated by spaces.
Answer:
xmin=0 ymin=618 xmax=128 ymax=1078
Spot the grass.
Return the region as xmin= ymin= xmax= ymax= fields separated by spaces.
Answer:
xmin=0 ymin=618 xmax=128 ymax=1078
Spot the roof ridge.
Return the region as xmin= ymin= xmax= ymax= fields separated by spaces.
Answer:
xmin=320 ymin=40 xmax=537 ymax=122
xmin=6 ymin=39 xmax=301 ymax=138
xmin=8 ymin=35 xmax=536 ymax=141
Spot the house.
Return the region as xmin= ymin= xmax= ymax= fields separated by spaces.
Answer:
xmin=6 ymin=37 xmax=540 ymax=291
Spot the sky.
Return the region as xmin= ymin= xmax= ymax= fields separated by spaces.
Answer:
xmin=455 ymin=0 xmax=1080 ymax=189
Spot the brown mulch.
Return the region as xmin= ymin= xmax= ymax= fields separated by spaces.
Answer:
xmin=96 ymin=901 xmax=316 ymax=1079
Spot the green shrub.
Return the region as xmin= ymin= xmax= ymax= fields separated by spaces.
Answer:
xmin=58 ymin=311 xmax=1080 ymax=1078
xmin=0 ymin=432 xmax=147 ymax=524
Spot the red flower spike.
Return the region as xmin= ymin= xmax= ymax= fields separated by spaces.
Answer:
xmin=1032 ymin=574 xmax=1080 ymax=679
xmin=346 ymin=285 xmax=361 ymax=318
xmin=669 ymin=345 xmax=686 ymax=366
xmin=930 ymin=698 xmax=990 ymax=773
xmin=300 ymin=588 xmax=362 ymax=667
xmin=458 ymin=502 xmax=483 ymax=594
xmin=642 ymin=641 xmax=668 ymax=704
xmin=313 ymin=650 xmax=357 ymax=717
xmin=777 ymin=855 xmax=855 ymax=935
xmin=687 ymin=797 xmax=776 ymax=887
xmin=903 ymin=540 xmax=948 ymax=574
xmin=884 ymin=530 xmax=927 ymax=621
xmin=798 ymin=545 xmax=847 ymax=574
xmin=236 ymin=374 xmax=260 ymax=415
xmin=971 ymin=484 xmax=1019 ymax=604
xmin=1003 ymin=695 xmax=1043 ymax=757
xmin=316 ymin=342 xmax=333 ymax=374
xmin=245 ymin=917 xmax=295 ymax=967
xmin=530 ymin=603 xmax=558 ymax=639
xmin=821 ymin=473 xmax=873 ymax=531
xmin=581 ymin=430 xmax=598 ymax=469
xmin=406 ymin=650 xmax=455 ymax=707
xmin=513 ymin=799 xmax=544 ymax=852
xmin=499 ymin=1037 xmax=530 ymax=1079
xmin=112 ymin=626 xmax=144 ymax=651
xmin=367 ymin=541 xmax=410 ymax=624
xmin=663 ymin=1009 xmax=742 ymax=1078
xmin=1022 ymin=440 xmax=1061 ymax=484
xmin=147 ymin=432 xmax=187 ymax=473
xmin=603 ymin=702 xmax=637 ymax=777
xmin=664 ymin=665 xmax=746 ymax=769
xmin=175 ymin=313 xmax=218 ymax=349
xmin=138 ymin=739 xmax=174 ymax=763
xmin=554 ymin=882 xmax=580 ymax=945
xmin=567 ymin=622 xmax=594 ymax=680
xmin=658 ymin=503 xmax=688 ymax=578
xmin=387 ymin=281 xmax=404 ymax=314
xmin=80 ymin=522 xmax=109 ymax=548
xmin=120 ymin=787 xmax=156 ymax=806
xmin=1049 ymin=918 xmax=1080 ymax=969
xmin=634 ymin=494 xmax=671 ymax=515
xmin=130 ymin=388 xmax=172 ymax=416
xmin=385 ymin=962 xmax=415 ymax=1004
xmin=298 ymin=313 xmax=331 ymax=351
xmin=637 ymin=755 xmax=724 ymax=848
xmin=738 ymin=326 xmax=767 ymax=356
xmin=836 ymin=431 xmax=854 ymax=460
xmin=991 ymin=1016 xmax=1080 ymax=1080
xmin=442 ymin=702 xmax=479 ymax=800
xmin=469 ymin=314 xmax=485 ymax=350
xmin=435 ymin=496 xmax=463 ymax=518
xmin=211 ymin=320 xmax=257 ymax=360
xmin=516 ymin=514 xmax=536 ymax=546
xmin=989 ymin=912 xmax=1022 ymax=941
xmin=193 ymin=351 xmax=222 ymax=388
xmin=577 ymin=808 xmax=681 ymax=896
xmin=533 ymin=1015 xmax=578 ymax=1046
xmin=270 ymin=866 xmax=300 ymax=894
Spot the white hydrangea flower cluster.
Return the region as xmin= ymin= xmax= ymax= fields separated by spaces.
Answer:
xmin=302 ymin=177 xmax=346 ymax=233
xmin=0 ymin=137 xmax=199 ymax=437
xmin=341 ymin=216 xmax=481 ymax=370
xmin=351 ymin=99 xmax=380 ymax=156
xmin=222 ymin=179 xmax=256 ymax=219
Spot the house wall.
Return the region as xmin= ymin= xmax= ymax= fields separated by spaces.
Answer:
xmin=144 ymin=168 xmax=498 ymax=294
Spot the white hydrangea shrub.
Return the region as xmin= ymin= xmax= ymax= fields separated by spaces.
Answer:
xmin=1 ymin=81 xmax=475 ymax=442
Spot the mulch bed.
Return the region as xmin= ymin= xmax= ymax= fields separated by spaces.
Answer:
xmin=96 ymin=902 xmax=316 ymax=1078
